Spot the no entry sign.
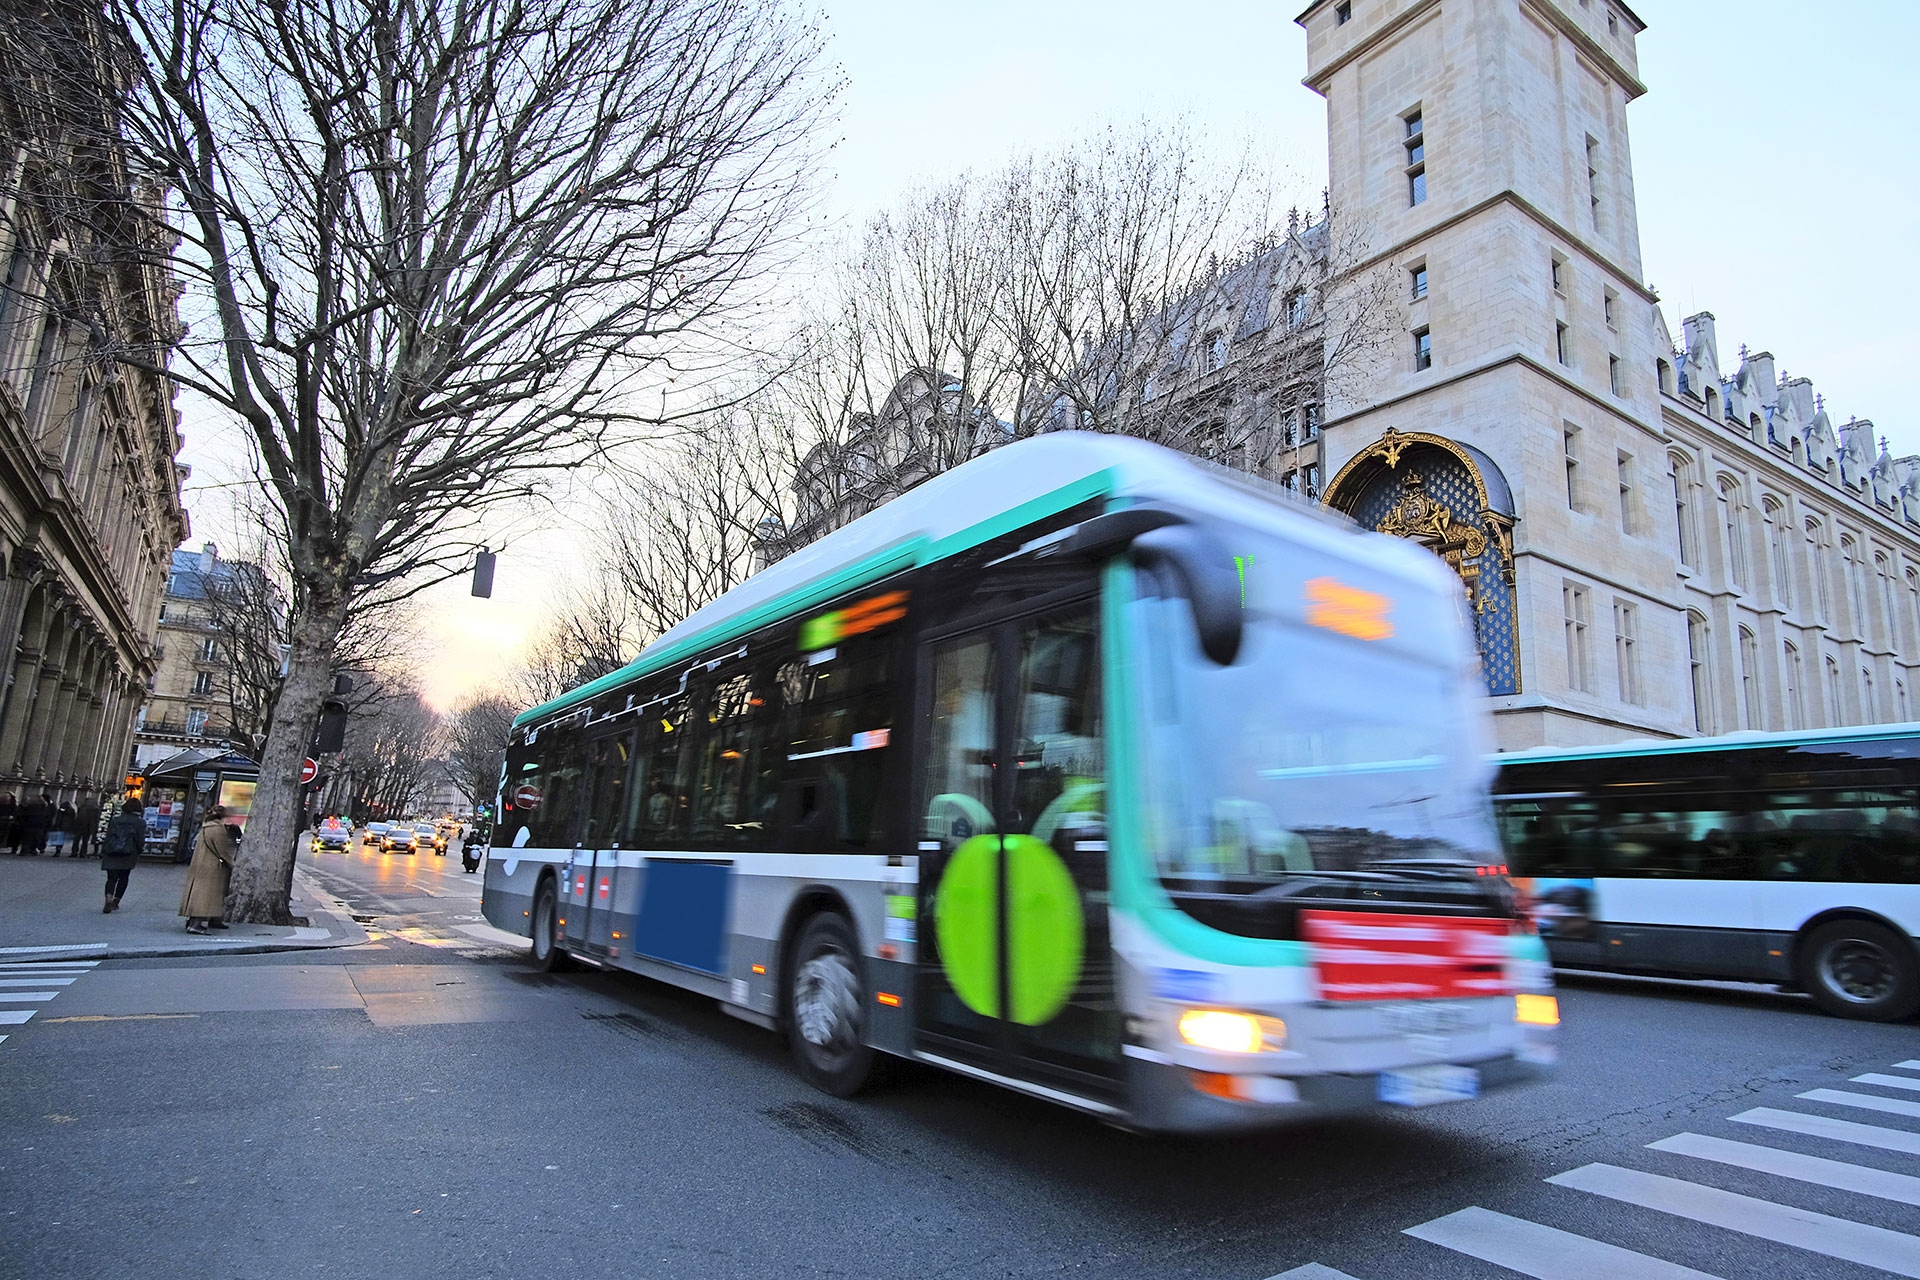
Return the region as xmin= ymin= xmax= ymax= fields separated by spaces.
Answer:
xmin=300 ymin=757 xmax=319 ymax=785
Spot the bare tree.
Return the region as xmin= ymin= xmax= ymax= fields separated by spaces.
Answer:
xmin=26 ymin=0 xmax=834 ymax=920
xmin=443 ymin=693 xmax=516 ymax=813
xmin=336 ymin=687 xmax=442 ymax=823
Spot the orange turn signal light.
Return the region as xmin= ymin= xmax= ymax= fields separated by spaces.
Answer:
xmin=875 ymin=992 xmax=901 ymax=1007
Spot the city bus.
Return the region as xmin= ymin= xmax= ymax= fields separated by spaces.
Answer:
xmin=1493 ymin=725 xmax=1920 ymax=1021
xmin=482 ymin=433 xmax=1557 ymax=1131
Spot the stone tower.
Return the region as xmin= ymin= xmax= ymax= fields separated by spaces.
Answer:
xmin=1302 ymin=0 xmax=1689 ymax=749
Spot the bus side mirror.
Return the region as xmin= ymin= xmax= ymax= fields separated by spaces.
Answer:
xmin=1130 ymin=525 xmax=1243 ymax=666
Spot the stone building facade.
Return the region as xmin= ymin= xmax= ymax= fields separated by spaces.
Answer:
xmin=0 ymin=2 xmax=190 ymax=800
xmin=132 ymin=544 xmax=275 ymax=770
xmin=1299 ymin=0 xmax=1920 ymax=749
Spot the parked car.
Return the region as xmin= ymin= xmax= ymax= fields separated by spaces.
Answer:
xmin=311 ymin=818 xmax=351 ymax=852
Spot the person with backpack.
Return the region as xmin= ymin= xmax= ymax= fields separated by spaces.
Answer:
xmin=100 ymin=799 xmax=146 ymax=913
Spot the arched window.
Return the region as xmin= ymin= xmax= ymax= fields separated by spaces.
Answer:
xmin=1783 ymin=641 xmax=1804 ymax=729
xmin=1862 ymin=666 xmax=1878 ymax=723
xmin=1656 ymin=359 xmax=1675 ymax=395
xmin=1841 ymin=535 xmax=1868 ymax=638
xmin=1717 ymin=478 xmax=1747 ymax=587
xmin=1738 ymin=626 xmax=1761 ymax=729
xmin=1805 ymin=520 xmax=1831 ymax=624
xmin=1907 ymin=568 xmax=1920 ymax=654
xmin=1825 ymin=655 xmax=1843 ymax=727
xmin=1763 ymin=498 xmax=1792 ymax=609
xmin=1670 ymin=454 xmax=1698 ymax=567
xmin=1705 ymin=388 xmax=1721 ymax=421
xmin=1687 ymin=611 xmax=1713 ymax=733
xmin=1876 ymin=554 xmax=1897 ymax=649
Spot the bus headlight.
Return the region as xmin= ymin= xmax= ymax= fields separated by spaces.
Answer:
xmin=1177 ymin=1009 xmax=1287 ymax=1053
xmin=1515 ymin=993 xmax=1559 ymax=1026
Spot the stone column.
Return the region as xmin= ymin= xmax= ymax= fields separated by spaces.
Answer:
xmin=53 ymin=645 xmax=99 ymax=783
xmin=0 ymin=628 xmax=47 ymax=780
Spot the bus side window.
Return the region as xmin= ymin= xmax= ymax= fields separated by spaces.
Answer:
xmin=687 ymin=662 xmax=786 ymax=848
xmin=530 ymin=726 xmax=586 ymax=848
xmin=787 ymin=631 xmax=896 ymax=852
xmin=631 ymin=689 xmax=692 ymax=846
xmin=1747 ymin=785 xmax=1920 ymax=884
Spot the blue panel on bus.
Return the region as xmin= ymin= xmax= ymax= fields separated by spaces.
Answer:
xmin=634 ymin=859 xmax=731 ymax=975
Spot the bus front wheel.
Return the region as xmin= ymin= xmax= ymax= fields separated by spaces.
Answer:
xmin=786 ymin=911 xmax=876 ymax=1097
xmin=530 ymin=877 xmax=571 ymax=973
xmin=1801 ymin=919 xmax=1919 ymax=1021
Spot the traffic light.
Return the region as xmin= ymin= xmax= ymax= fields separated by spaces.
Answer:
xmin=471 ymin=548 xmax=496 ymax=598
xmin=316 ymin=674 xmax=352 ymax=754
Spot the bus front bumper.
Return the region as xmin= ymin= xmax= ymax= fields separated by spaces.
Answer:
xmin=1121 ymin=1048 xmax=1555 ymax=1135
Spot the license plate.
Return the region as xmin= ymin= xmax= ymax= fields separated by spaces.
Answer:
xmin=1378 ymin=1064 xmax=1480 ymax=1107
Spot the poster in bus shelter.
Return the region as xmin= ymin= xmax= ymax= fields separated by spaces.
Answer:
xmin=218 ymin=779 xmax=257 ymax=830
xmin=1511 ymin=877 xmax=1597 ymax=940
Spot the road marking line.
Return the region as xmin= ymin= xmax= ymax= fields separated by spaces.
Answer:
xmin=1853 ymin=1073 xmax=1920 ymax=1093
xmin=1650 ymin=1132 xmax=1920 ymax=1206
xmin=0 ymin=962 xmax=98 ymax=971
xmin=0 ymin=945 xmax=106 ymax=960
xmin=1896 ymin=1061 xmax=1920 ymax=1071
xmin=1800 ymin=1088 xmax=1920 ymax=1119
xmin=0 ymin=977 xmax=76 ymax=986
xmin=1268 ymin=1266 xmax=1364 ymax=1279
xmin=1732 ymin=1108 xmax=1920 ymax=1157
xmin=37 ymin=1014 xmax=198 ymax=1024
xmin=0 ymin=1011 xmax=34 ymax=1025
xmin=1405 ymin=1206 xmax=1722 ymax=1279
xmin=0 ymin=993 xmax=61 ymax=1002
xmin=1548 ymin=1162 xmax=1920 ymax=1279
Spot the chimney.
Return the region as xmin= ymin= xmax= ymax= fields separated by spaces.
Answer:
xmin=198 ymin=543 xmax=216 ymax=574
xmin=1744 ymin=351 xmax=1778 ymax=405
xmin=1681 ymin=311 xmax=1718 ymax=373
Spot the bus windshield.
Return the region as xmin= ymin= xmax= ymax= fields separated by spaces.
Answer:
xmin=1132 ymin=551 xmax=1498 ymax=894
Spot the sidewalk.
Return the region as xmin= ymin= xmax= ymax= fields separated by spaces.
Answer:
xmin=0 ymin=850 xmax=367 ymax=961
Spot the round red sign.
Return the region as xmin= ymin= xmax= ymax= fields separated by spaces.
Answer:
xmin=512 ymin=783 xmax=543 ymax=810
xmin=300 ymin=757 xmax=319 ymax=785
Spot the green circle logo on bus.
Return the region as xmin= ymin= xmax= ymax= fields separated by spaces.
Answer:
xmin=935 ymin=833 xmax=1084 ymax=1025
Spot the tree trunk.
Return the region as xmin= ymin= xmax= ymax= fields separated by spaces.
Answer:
xmin=226 ymin=589 xmax=350 ymax=924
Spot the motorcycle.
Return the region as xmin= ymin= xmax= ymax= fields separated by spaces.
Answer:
xmin=460 ymin=839 xmax=487 ymax=874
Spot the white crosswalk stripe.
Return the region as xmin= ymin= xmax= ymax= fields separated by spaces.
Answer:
xmin=1731 ymin=1106 xmax=1920 ymax=1157
xmin=1853 ymin=1072 xmax=1920 ymax=1093
xmin=1649 ymin=1131 xmax=1920 ymax=1206
xmin=1405 ymin=1206 xmax=1724 ymax=1279
xmin=1547 ymin=1162 xmax=1920 ymax=1279
xmin=1800 ymin=1087 xmax=1920 ymax=1119
xmin=1276 ymin=1054 xmax=1920 ymax=1280
xmin=0 ymin=960 xmax=98 ymax=1033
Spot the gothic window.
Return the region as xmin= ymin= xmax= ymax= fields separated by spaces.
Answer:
xmin=1717 ymin=479 xmax=1746 ymax=588
xmin=1670 ymin=454 xmax=1697 ymax=567
xmin=1825 ymin=655 xmax=1843 ymax=727
xmin=1657 ymin=359 xmax=1675 ymax=395
xmin=1687 ymin=611 xmax=1713 ymax=733
xmin=1616 ymin=452 xmax=1635 ymax=533
xmin=1763 ymin=498 xmax=1792 ymax=610
xmin=1612 ymin=598 xmax=1640 ymax=704
xmin=1564 ymin=583 xmax=1593 ymax=693
xmin=1805 ymin=519 xmax=1831 ymax=624
xmin=1841 ymin=535 xmax=1868 ymax=637
xmin=1288 ymin=291 xmax=1312 ymax=326
xmin=1783 ymin=641 xmax=1804 ymax=730
xmin=1738 ymin=626 xmax=1760 ymax=730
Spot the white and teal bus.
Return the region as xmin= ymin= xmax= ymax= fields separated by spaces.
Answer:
xmin=482 ymin=434 xmax=1557 ymax=1131
xmin=1494 ymin=724 xmax=1920 ymax=1021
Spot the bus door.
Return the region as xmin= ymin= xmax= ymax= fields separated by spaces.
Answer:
xmin=566 ymin=730 xmax=635 ymax=954
xmin=915 ymin=590 xmax=1122 ymax=1101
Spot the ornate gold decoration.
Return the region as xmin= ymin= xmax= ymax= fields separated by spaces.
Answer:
xmin=1377 ymin=427 xmax=1410 ymax=469
xmin=1377 ymin=473 xmax=1491 ymax=608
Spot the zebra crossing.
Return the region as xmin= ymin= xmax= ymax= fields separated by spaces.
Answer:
xmin=1271 ymin=1055 xmax=1920 ymax=1280
xmin=0 ymin=959 xmax=99 ymax=1043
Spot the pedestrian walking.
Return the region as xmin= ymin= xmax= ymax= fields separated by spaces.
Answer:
xmin=18 ymin=791 xmax=51 ymax=856
xmin=100 ymin=799 xmax=144 ymax=913
xmin=74 ymin=794 xmax=101 ymax=858
xmin=179 ymin=804 xmax=237 ymax=934
xmin=50 ymin=799 xmax=76 ymax=856
xmin=0 ymin=791 xmax=16 ymax=854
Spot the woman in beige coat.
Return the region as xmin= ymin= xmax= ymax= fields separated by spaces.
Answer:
xmin=179 ymin=805 xmax=237 ymax=934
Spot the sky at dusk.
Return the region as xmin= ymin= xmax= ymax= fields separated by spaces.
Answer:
xmin=176 ymin=0 xmax=1920 ymax=711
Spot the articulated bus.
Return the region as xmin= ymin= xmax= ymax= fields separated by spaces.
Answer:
xmin=482 ymin=433 xmax=1557 ymax=1131
xmin=1494 ymin=725 xmax=1920 ymax=1021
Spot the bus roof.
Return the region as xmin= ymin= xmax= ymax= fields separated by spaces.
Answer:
xmin=513 ymin=432 xmax=1442 ymax=730
xmin=1497 ymin=721 xmax=1920 ymax=767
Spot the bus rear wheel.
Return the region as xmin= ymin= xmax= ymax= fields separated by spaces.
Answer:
xmin=1801 ymin=919 xmax=1919 ymax=1021
xmin=786 ymin=911 xmax=876 ymax=1097
xmin=530 ymin=877 xmax=571 ymax=973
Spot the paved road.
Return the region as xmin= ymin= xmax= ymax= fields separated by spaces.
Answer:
xmin=2 ymin=842 xmax=1916 ymax=1279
